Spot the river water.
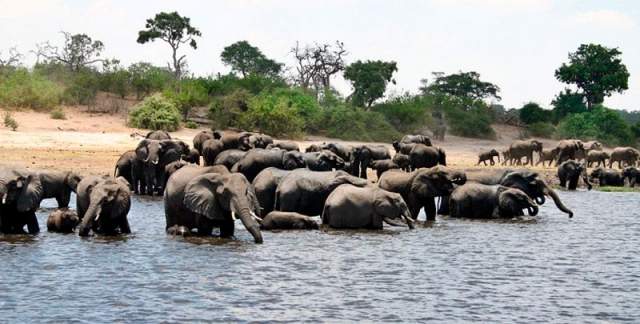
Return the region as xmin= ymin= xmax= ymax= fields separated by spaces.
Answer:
xmin=0 ymin=190 xmax=638 ymax=322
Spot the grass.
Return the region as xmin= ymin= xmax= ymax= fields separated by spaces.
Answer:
xmin=3 ymin=112 xmax=18 ymax=131
xmin=597 ymin=186 xmax=640 ymax=192
xmin=50 ymin=108 xmax=67 ymax=120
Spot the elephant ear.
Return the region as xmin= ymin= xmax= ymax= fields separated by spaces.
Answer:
xmin=17 ymin=174 xmax=43 ymax=212
xmin=135 ymin=141 xmax=149 ymax=159
xmin=115 ymin=176 xmax=131 ymax=190
xmin=183 ymin=174 xmax=225 ymax=219
xmin=65 ymin=172 xmax=83 ymax=192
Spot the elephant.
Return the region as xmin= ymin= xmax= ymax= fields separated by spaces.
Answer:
xmin=501 ymin=149 xmax=511 ymax=166
xmin=590 ymin=167 xmax=624 ymax=187
xmin=275 ymin=169 xmax=368 ymax=216
xmin=449 ymin=184 xmax=539 ymax=219
xmin=400 ymin=134 xmax=432 ymax=146
xmin=392 ymin=153 xmax=411 ymax=171
xmin=213 ymin=149 xmax=248 ymax=170
xmin=0 ymin=168 xmax=43 ymax=234
xmin=351 ymin=145 xmax=391 ymax=179
xmin=536 ymin=148 xmax=559 ymax=167
xmin=267 ymin=141 xmax=300 ymax=152
xmin=202 ymin=139 xmax=225 ymax=166
xmin=586 ymin=151 xmax=609 ymax=168
xmin=378 ymin=166 xmax=466 ymax=221
xmin=409 ymin=145 xmax=446 ymax=170
xmin=557 ymin=160 xmax=592 ymax=190
xmin=34 ymin=170 xmax=82 ymax=208
xmin=322 ymin=143 xmax=353 ymax=162
xmin=221 ymin=131 xmax=252 ymax=151
xmin=260 ymin=211 xmax=319 ymax=230
xmin=322 ymin=184 xmax=414 ymax=229
xmin=134 ymin=139 xmax=189 ymax=195
xmin=508 ymin=140 xmax=543 ymax=166
xmin=249 ymin=133 xmax=274 ymax=149
xmin=622 ymin=167 xmax=640 ymax=187
xmin=609 ymin=147 xmax=640 ymax=169
xmin=193 ymin=130 xmax=222 ymax=154
xmin=47 ymin=208 xmax=79 ymax=233
xmin=164 ymin=165 xmax=263 ymax=243
xmin=146 ymin=130 xmax=171 ymax=140
xmin=231 ymin=149 xmax=306 ymax=182
xmin=166 ymin=225 xmax=193 ymax=237
xmin=305 ymin=143 xmax=323 ymax=153
xmin=76 ymin=176 xmax=132 ymax=236
xmin=477 ymin=149 xmax=500 ymax=166
xmin=392 ymin=141 xmax=417 ymax=155
xmin=252 ymin=167 xmax=293 ymax=217
xmin=164 ymin=160 xmax=191 ymax=187
xmin=114 ymin=150 xmax=138 ymax=188
xmin=369 ymin=159 xmax=400 ymax=179
xmin=182 ymin=148 xmax=201 ymax=165
xmin=302 ymin=150 xmax=345 ymax=171
xmin=575 ymin=140 xmax=603 ymax=161
xmin=555 ymin=139 xmax=585 ymax=166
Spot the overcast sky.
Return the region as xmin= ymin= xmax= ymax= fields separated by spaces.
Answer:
xmin=1 ymin=0 xmax=639 ymax=110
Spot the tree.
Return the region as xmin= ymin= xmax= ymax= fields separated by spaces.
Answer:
xmin=35 ymin=32 xmax=105 ymax=72
xmin=221 ymin=41 xmax=283 ymax=78
xmin=420 ymin=71 xmax=501 ymax=102
xmin=0 ymin=47 xmax=22 ymax=70
xmin=550 ymin=89 xmax=587 ymax=123
xmin=519 ymin=102 xmax=549 ymax=125
xmin=291 ymin=41 xmax=347 ymax=94
xmin=137 ymin=11 xmax=201 ymax=79
xmin=555 ymin=44 xmax=629 ymax=110
xmin=343 ymin=60 xmax=397 ymax=108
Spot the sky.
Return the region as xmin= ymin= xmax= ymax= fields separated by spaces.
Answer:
xmin=1 ymin=0 xmax=639 ymax=110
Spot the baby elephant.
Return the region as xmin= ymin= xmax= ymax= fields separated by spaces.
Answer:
xmin=260 ymin=211 xmax=319 ymax=230
xmin=167 ymin=225 xmax=193 ymax=237
xmin=477 ymin=149 xmax=500 ymax=166
xmin=590 ymin=167 xmax=624 ymax=187
xmin=449 ymin=183 xmax=538 ymax=219
xmin=322 ymin=185 xmax=414 ymax=229
xmin=47 ymin=209 xmax=80 ymax=233
xmin=369 ymin=159 xmax=399 ymax=179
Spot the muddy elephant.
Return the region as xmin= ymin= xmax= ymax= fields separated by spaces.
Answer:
xmin=164 ymin=165 xmax=263 ymax=243
xmin=400 ymin=134 xmax=432 ymax=146
xmin=555 ymin=139 xmax=584 ymax=166
xmin=409 ymin=145 xmax=446 ymax=170
xmin=477 ymin=149 xmax=500 ymax=166
xmin=221 ymin=131 xmax=253 ymax=151
xmin=623 ymin=167 xmax=640 ymax=187
xmin=249 ymin=133 xmax=274 ymax=149
xmin=231 ymin=149 xmax=306 ymax=182
xmin=275 ymin=170 xmax=368 ymax=216
xmin=76 ymin=176 xmax=132 ymax=236
xmin=0 ymin=168 xmax=44 ymax=234
xmin=350 ymin=145 xmax=391 ymax=179
xmin=252 ymin=168 xmax=293 ymax=217
xmin=302 ymin=151 xmax=345 ymax=171
xmin=609 ymin=147 xmax=640 ymax=169
xmin=47 ymin=208 xmax=79 ymax=233
xmin=509 ymin=140 xmax=543 ymax=166
xmin=590 ymin=168 xmax=624 ymax=187
xmin=392 ymin=142 xmax=417 ymax=155
xmin=557 ymin=160 xmax=592 ymax=190
xmin=369 ymin=159 xmax=400 ymax=179
xmin=322 ymin=184 xmax=414 ymax=229
xmin=260 ymin=211 xmax=319 ymax=230
xmin=586 ymin=151 xmax=609 ymax=168
xmin=193 ymin=130 xmax=222 ymax=154
xmin=378 ymin=166 xmax=466 ymax=221
xmin=449 ymin=184 xmax=539 ymax=219
xmin=214 ymin=149 xmax=249 ymax=170
xmin=392 ymin=153 xmax=411 ymax=171
xmin=536 ymin=148 xmax=559 ymax=167
xmin=146 ymin=130 xmax=171 ymax=140
xmin=202 ymin=139 xmax=224 ymax=166
xmin=267 ymin=141 xmax=301 ymax=152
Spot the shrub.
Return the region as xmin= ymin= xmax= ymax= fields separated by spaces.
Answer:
xmin=238 ymin=91 xmax=307 ymax=138
xmin=62 ymin=69 xmax=99 ymax=106
xmin=372 ymin=93 xmax=431 ymax=133
xmin=209 ymin=89 xmax=253 ymax=129
xmin=556 ymin=105 xmax=634 ymax=146
xmin=128 ymin=62 xmax=174 ymax=99
xmin=446 ymin=106 xmax=496 ymax=139
xmin=50 ymin=108 xmax=66 ymax=120
xmin=525 ymin=122 xmax=555 ymax=138
xmin=3 ymin=112 xmax=18 ymax=131
xmin=164 ymin=79 xmax=210 ymax=118
xmin=519 ymin=102 xmax=549 ymax=124
xmin=321 ymin=104 xmax=401 ymax=142
xmin=129 ymin=94 xmax=181 ymax=131
xmin=185 ymin=121 xmax=198 ymax=129
xmin=0 ymin=68 xmax=63 ymax=110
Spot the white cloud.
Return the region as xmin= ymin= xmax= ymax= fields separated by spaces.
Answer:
xmin=572 ymin=10 xmax=636 ymax=30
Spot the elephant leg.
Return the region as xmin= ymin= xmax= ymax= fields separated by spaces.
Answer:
xmin=196 ymin=216 xmax=214 ymax=236
xmin=25 ymin=212 xmax=39 ymax=234
xmin=219 ymin=218 xmax=235 ymax=238
xmin=437 ymin=195 xmax=450 ymax=215
xmin=119 ymin=217 xmax=131 ymax=234
xmin=424 ymin=198 xmax=436 ymax=221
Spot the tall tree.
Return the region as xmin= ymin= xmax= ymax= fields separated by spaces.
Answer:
xmin=35 ymin=32 xmax=105 ymax=71
xmin=420 ymin=71 xmax=501 ymax=102
xmin=555 ymin=44 xmax=629 ymax=109
xmin=137 ymin=11 xmax=201 ymax=79
xmin=519 ymin=102 xmax=549 ymax=125
xmin=291 ymin=41 xmax=347 ymax=94
xmin=343 ymin=60 xmax=397 ymax=108
xmin=550 ymin=89 xmax=587 ymax=123
xmin=221 ymin=41 xmax=282 ymax=78
xmin=0 ymin=47 xmax=22 ymax=69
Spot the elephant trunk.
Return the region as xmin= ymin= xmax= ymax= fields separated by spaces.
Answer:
xmin=527 ymin=205 xmax=539 ymax=216
xmin=233 ymin=203 xmax=263 ymax=244
xmin=402 ymin=210 xmax=415 ymax=229
xmin=79 ymin=200 xmax=102 ymax=236
xmin=543 ymin=182 xmax=574 ymax=218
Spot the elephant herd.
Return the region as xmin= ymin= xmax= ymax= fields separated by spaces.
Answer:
xmin=10 ymin=129 xmax=632 ymax=243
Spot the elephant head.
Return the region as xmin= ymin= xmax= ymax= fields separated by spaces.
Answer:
xmin=282 ymin=151 xmax=306 ymax=170
xmin=437 ymin=147 xmax=447 ymax=166
xmin=392 ymin=141 xmax=401 ymax=153
xmin=0 ymin=170 xmax=43 ymax=213
xmin=318 ymin=151 xmax=346 ymax=170
xmin=183 ymin=173 xmax=263 ymax=243
xmin=531 ymin=140 xmax=543 ymax=153
xmin=410 ymin=166 xmax=466 ymax=199
xmin=238 ymin=132 xmax=253 ymax=150
xmin=78 ymin=177 xmax=131 ymax=236
xmin=64 ymin=172 xmax=83 ymax=193
xmin=623 ymin=167 xmax=639 ymax=186
xmin=489 ymin=149 xmax=500 ymax=162
xmin=498 ymin=187 xmax=538 ymax=217
xmin=374 ymin=189 xmax=414 ymax=229
xmin=212 ymin=130 xmax=223 ymax=140
xmin=501 ymin=171 xmax=573 ymax=218
xmin=136 ymin=139 xmax=161 ymax=165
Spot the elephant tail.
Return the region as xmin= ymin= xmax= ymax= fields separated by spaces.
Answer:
xmin=273 ymin=189 xmax=281 ymax=211
xmin=321 ymin=203 xmax=330 ymax=225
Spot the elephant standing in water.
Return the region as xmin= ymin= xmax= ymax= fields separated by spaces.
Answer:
xmin=193 ymin=130 xmax=222 ymax=155
xmin=231 ymin=149 xmax=306 ymax=182
xmin=164 ymin=166 xmax=263 ymax=243
xmin=252 ymin=168 xmax=293 ymax=218
xmin=623 ymin=167 xmax=640 ymax=187
xmin=322 ymin=184 xmax=414 ymax=229
xmin=378 ymin=166 xmax=466 ymax=221
xmin=351 ymin=145 xmax=391 ymax=179
xmin=0 ymin=168 xmax=43 ymax=234
xmin=590 ymin=168 xmax=624 ymax=187
xmin=449 ymin=184 xmax=539 ymax=219
xmin=47 ymin=209 xmax=79 ymax=233
xmin=76 ymin=176 xmax=132 ymax=236
xmin=557 ymin=160 xmax=592 ymax=190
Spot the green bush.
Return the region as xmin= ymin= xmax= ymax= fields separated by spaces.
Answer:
xmin=164 ymin=79 xmax=210 ymax=118
xmin=519 ymin=102 xmax=549 ymax=124
xmin=128 ymin=62 xmax=174 ymax=99
xmin=525 ymin=122 xmax=555 ymax=138
xmin=556 ymin=105 xmax=634 ymax=146
xmin=446 ymin=106 xmax=496 ymax=139
xmin=185 ymin=121 xmax=198 ymax=129
xmin=50 ymin=108 xmax=66 ymax=120
xmin=62 ymin=69 xmax=99 ymax=105
xmin=321 ymin=104 xmax=401 ymax=142
xmin=3 ymin=112 xmax=18 ymax=131
xmin=0 ymin=69 xmax=63 ymax=110
xmin=129 ymin=94 xmax=181 ymax=131
xmin=238 ymin=91 xmax=307 ymax=138
xmin=209 ymin=89 xmax=253 ymax=129
xmin=372 ymin=94 xmax=431 ymax=133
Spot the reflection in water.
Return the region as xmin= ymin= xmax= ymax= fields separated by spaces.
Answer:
xmin=0 ymin=191 xmax=638 ymax=322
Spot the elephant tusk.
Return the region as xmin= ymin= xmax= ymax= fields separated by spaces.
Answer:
xmin=1 ymin=193 xmax=7 ymax=204
xmin=231 ymin=212 xmax=237 ymax=220
xmin=250 ymin=211 xmax=262 ymax=222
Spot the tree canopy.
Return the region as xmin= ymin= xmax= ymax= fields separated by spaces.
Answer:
xmin=35 ymin=32 xmax=105 ymax=72
xmin=221 ymin=41 xmax=283 ymax=78
xmin=519 ymin=102 xmax=548 ymax=125
xmin=551 ymin=89 xmax=587 ymax=123
xmin=420 ymin=71 xmax=501 ymax=102
xmin=344 ymin=60 xmax=397 ymax=108
xmin=137 ymin=11 xmax=201 ymax=79
xmin=555 ymin=44 xmax=629 ymax=109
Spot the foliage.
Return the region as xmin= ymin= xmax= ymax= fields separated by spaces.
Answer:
xmin=344 ymin=60 xmax=397 ymax=108
xmin=371 ymin=93 xmax=431 ymax=133
xmin=50 ymin=107 xmax=66 ymax=120
xmin=185 ymin=121 xmax=198 ymax=129
xmin=321 ymin=103 xmax=401 ymax=142
xmin=291 ymin=41 xmax=347 ymax=94
xmin=551 ymin=89 xmax=587 ymax=123
xmin=519 ymin=102 xmax=549 ymax=125
xmin=221 ymin=41 xmax=283 ymax=78
xmin=3 ymin=111 xmax=18 ymax=131
xmin=420 ymin=71 xmax=501 ymax=101
xmin=445 ymin=100 xmax=495 ymax=139
xmin=163 ymin=79 xmax=210 ymax=118
xmin=0 ymin=68 xmax=63 ymax=110
xmin=525 ymin=122 xmax=555 ymax=138
xmin=99 ymin=61 xmax=130 ymax=98
xmin=128 ymin=62 xmax=174 ymax=99
xmin=555 ymin=44 xmax=629 ymax=109
xmin=35 ymin=32 xmax=105 ymax=72
xmin=556 ymin=105 xmax=634 ymax=146
xmin=129 ymin=94 xmax=181 ymax=131
xmin=208 ymin=89 xmax=252 ymax=129
xmin=62 ymin=69 xmax=99 ymax=106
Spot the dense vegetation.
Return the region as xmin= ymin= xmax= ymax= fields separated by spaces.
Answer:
xmin=0 ymin=11 xmax=638 ymax=146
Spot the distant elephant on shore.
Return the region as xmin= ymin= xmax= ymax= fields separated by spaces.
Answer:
xmin=267 ymin=141 xmax=300 ymax=152
xmin=409 ymin=145 xmax=446 ymax=170
xmin=609 ymin=147 xmax=640 ymax=169
xmin=146 ymin=130 xmax=171 ymax=140
xmin=536 ymin=148 xmax=559 ymax=167
xmin=557 ymin=160 xmax=592 ymax=190
xmin=260 ymin=211 xmax=319 ymax=230
xmin=590 ymin=167 xmax=624 ymax=187
xmin=449 ymin=184 xmax=539 ymax=219
xmin=252 ymin=168 xmax=294 ymax=217
xmin=586 ymin=151 xmax=609 ymax=168
xmin=221 ymin=131 xmax=253 ymax=151
xmin=575 ymin=140 xmax=603 ymax=161
xmin=231 ymin=149 xmax=306 ymax=182
xmin=47 ymin=208 xmax=79 ymax=233
xmin=400 ymin=134 xmax=432 ymax=146
xmin=322 ymin=184 xmax=414 ymax=230
xmin=555 ymin=139 xmax=584 ymax=166
xmin=508 ymin=139 xmax=543 ymax=166
xmin=76 ymin=176 xmax=131 ymax=236
xmin=477 ymin=149 xmax=500 ymax=166
xmin=213 ymin=149 xmax=248 ymax=170
xmin=623 ymin=167 xmax=640 ymax=187
xmin=392 ymin=153 xmax=411 ymax=171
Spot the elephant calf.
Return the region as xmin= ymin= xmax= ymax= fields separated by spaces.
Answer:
xmin=586 ymin=151 xmax=609 ymax=168
xmin=76 ymin=176 xmax=132 ymax=236
xmin=477 ymin=149 xmax=500 ymax=166
xmin=590 ymin=168 xmax=624 ymax=187
xmin=260 ymin=211 xmax=319 ymax=230
xmin=322 ymin=185 xmax=414 ymax=230
xmin=536 ymin=148 xmax=559 ymax=167
xmin=557 ymin=160 xmax=592 ymax=190
xmin=369 ymin=159 xmax=400 ymax=179
xmin=449 ymin=183 xmax=538 ymax=219
xmin=47 ymin=208 xmax=79 ymax=233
